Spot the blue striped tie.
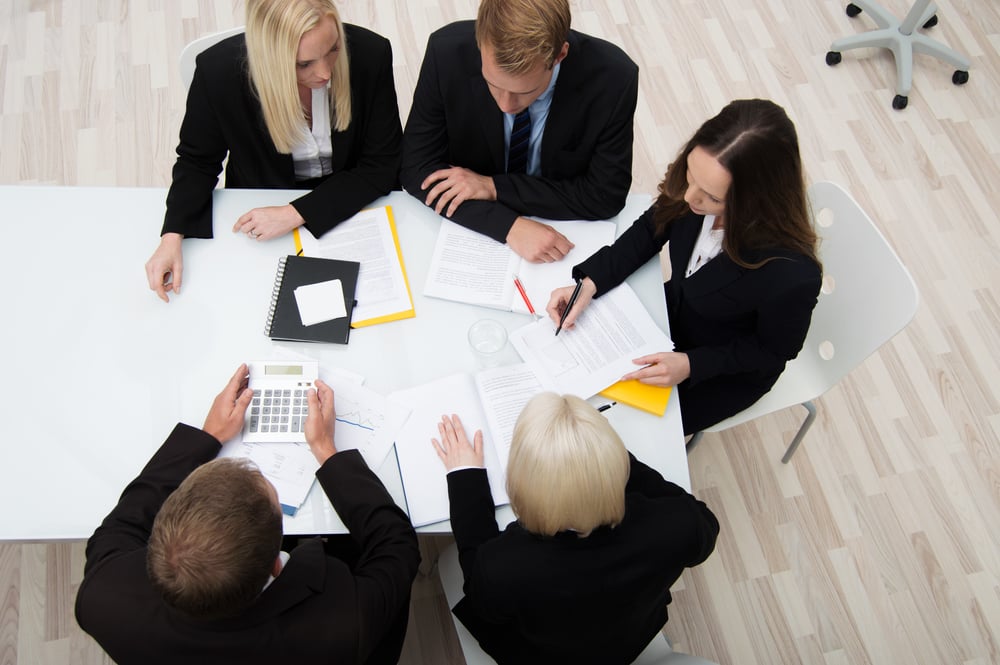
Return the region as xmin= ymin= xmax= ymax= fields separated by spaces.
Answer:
xmin=507 ymin=110 xmax=531 ymax=174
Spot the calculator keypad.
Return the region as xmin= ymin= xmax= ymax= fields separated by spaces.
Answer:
xmin=248 ymin=386 xmax=310 ymax=436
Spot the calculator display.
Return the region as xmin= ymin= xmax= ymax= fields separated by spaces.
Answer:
xmin=264 ymin=364 xmax=304 ymax=376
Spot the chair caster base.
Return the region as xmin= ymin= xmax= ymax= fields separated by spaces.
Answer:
xmin=846 ymin=3 xmax=862 ymax=18
xmin=826 ymin=51 xmax=842 ymax=66
xmin=953 ymin=70 xmax=969 ymax=85
xmin=892 ymin=94 xmax=908 ymax=110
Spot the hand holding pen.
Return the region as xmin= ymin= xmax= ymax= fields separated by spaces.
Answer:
xmin=546 ymin=277 xmax=597 ymax=334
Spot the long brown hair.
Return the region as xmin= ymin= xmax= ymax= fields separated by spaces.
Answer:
xmin=654 ymin=99 xmax=819 ymax=269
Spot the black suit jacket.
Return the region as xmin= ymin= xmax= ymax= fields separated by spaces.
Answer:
xmin=401 ymin=21 xmax=639 ymax=241
xmin=75 ymin=424 xmax=420 ymax=665
xmin=163 ymin=24 xmax=402 ymax=239
xmin=446 ymin=455 xmax=719 ymax=665
xmin=575 ymin=207 xmax=822 ymax=432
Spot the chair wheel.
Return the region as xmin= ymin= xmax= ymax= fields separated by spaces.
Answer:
xmin=952 ymin=70 xmax=969 ymax=85
xmin=922 ymin=14 xmax=938 ymax=29
xmin=892 ymin=94 xmax=908 ymax=110
xmin=826 ymin=51 xmax=842 ymax=66
xmin=846 ymin=3 xmax=863 ymax=17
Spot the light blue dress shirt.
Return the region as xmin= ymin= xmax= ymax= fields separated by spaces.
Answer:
xmin=503 ymin=63 xmax=561 ymax=176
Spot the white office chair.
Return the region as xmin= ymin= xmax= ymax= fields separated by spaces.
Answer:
xmin=437 ymin=543 xmax=718 ymax=664
xmin=824 ymin=0 xmax=970 ymax=110
xmin=179 ymin=26 xmax=245 ymax=90
xmin=687 ymin=181 xmax=919 ymax=463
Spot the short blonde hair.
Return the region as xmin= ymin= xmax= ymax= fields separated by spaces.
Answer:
xmin=245 ymin=0 xmax=352 ymax=153
xmin=147 ymin=458 xmax=282 ymax=619
xmin=475 ymin=0 xmax=571 ymax=74
xmin=506 ymin=393 xmax=629 ymax=536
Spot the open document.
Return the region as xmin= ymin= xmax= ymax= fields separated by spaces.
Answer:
xmin=423 ymin=218 xmax=616 ymax=314
xmin=389 ymin=364 xmax=545 ymax=527
xmin=510 ymin=283 xmax=673 ymax=399
xmin=295 ymin=206 xmax=415 ymax=327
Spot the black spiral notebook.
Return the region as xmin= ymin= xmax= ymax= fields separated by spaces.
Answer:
xmin=264 ymin=255 xmax=361 ymax=344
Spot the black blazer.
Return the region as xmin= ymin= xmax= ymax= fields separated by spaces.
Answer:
xmin=401 ymin=21 xmax=639 ymax=241
xmin=162 ymin=24 xmax=402 ymax=239
xmin=75 ymin=424 xmax=420 ymax=665
xmin=446 ymin=455 xmax=719 ymax=665
xmin=575 ymin=207 xmax=822 ymax=432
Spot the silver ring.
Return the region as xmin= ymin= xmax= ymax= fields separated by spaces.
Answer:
xmin=248 ymin=230 xmax=258 ymax=239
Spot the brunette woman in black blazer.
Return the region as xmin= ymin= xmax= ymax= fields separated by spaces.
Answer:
xmin=145 ymin=0 xmax=401 ymax=302
xmin=432 ymin=393 xmax=719 ymax=665
xmin=549 ymin=99 xmax=822 ymax=434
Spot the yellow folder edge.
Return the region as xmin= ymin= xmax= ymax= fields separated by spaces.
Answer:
xmin=598 ymin=380 xmax=672 ymax=417
xmin=292 ymin=206 xmax=416 ymax=328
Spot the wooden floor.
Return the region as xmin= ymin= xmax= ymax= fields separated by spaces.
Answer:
xmin=2 ymin=0 xmax=999 ymax=663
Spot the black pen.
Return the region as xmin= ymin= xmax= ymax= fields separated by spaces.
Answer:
xmin=555 ymin=279 xmax=583 ymax=336
xmin=597 ymin=401 xmax=616 ymax=412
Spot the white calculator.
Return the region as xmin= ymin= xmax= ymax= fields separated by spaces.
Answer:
xmin=243 ymin=361 xmax=319 ymax=443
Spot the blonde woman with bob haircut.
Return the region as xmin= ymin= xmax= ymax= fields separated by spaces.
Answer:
xmin=146 ymin=0 xmax=402 ymax=303
xmin=433 ymin=392 xmax=719 ymax=665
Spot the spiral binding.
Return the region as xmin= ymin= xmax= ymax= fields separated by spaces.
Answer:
xmin=263 ymin=256 xmax=288 ymax=336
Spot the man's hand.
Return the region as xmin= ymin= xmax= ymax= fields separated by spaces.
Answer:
xmin=203 ymin=364 xmax=253 ymax=443
xmin=304 ymin=379 xmax=338 ymax=465
xmin=421 ymin=166 xmax=497 ymax=217
xmin=232 ymin=204 xmax=304 ymax=241
xmin=620 ymin=352 xmax=691 ymax=387
xmin=431 ymin=414 xmax=484 ymax=471
xmin=506 ymin=217 xmax=574 ymax=263
xmin=145 ymin=233 xmax=184 ymax=303
xmin=545 ymin=277 xmax=597 ymax=331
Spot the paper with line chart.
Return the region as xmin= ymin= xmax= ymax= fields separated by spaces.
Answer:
xmin=329 ymin=378 xmax=410 ymax=469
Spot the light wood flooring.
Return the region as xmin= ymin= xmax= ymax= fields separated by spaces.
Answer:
xmin=2 ymin=0 xmax=999 ymax=663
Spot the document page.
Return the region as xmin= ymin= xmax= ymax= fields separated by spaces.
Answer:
xmin=423 ymin=218 xmax=616 ymax=313
xmin=423 ymin=220 xmax=520 ymax=309
xmin=297 ymin=206 xmax=414 ymax=326
xmin=475 ymin=363 xmax=548 ymax=470
xmin=509 ymin=283 xmax=673 ymax=398
xmin=389 ymin=372 xmax=513 ymax=527
xmin=514 ymin=220 xmax=616 ymax=315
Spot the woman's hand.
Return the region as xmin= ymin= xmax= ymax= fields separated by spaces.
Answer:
xmin=431 ymin=414 xmax=484 ymax=471
xmin=621 ymin=352 xmax=691 ymax=387
xmin=233 ymin=204 xmax=305 ymax=241
xmin=145 ymin=233 xmax=184 ymax=302
xmin=545 ymin=277 xmax=597 ymax=331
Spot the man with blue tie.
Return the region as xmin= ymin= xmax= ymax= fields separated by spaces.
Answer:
xmin=401 ymin=0 xmax=639 ymax=263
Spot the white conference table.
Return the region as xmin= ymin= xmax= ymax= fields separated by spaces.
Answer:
xmin=0 ymin=186 xmax=687 ymax=540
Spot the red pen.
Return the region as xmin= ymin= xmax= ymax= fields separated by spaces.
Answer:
xmin=513 ymin=275 xmax=537 ymax=317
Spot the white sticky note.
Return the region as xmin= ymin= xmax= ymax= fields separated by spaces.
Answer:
xmin=293 ymin=279 xmax=347 ymax=326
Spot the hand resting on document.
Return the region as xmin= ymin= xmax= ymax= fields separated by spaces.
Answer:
xmin=431 ymin=414 xmax=484 ymax=471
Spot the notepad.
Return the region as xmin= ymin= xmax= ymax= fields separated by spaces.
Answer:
xmin=264 ymin=255 xmax=360 ymax=344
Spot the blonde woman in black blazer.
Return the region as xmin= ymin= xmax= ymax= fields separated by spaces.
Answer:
xmin=549 ymin=99 xmax=823 ymax=434
xmin=432 ymin=393 xmax=719 ymax=665
xmin=145 ymin=0 xmax=401 ymax=302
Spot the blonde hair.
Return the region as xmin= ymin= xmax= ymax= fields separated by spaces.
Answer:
xmin=475 ymin=0 xmax=571 ymax=74
xmin=245 ymin=0 xmax=352 ymax=153
xmin=147 ymin=458 xmax=283 ymax=619
xmin=506 ymin=393 xmax=630 ymax=536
